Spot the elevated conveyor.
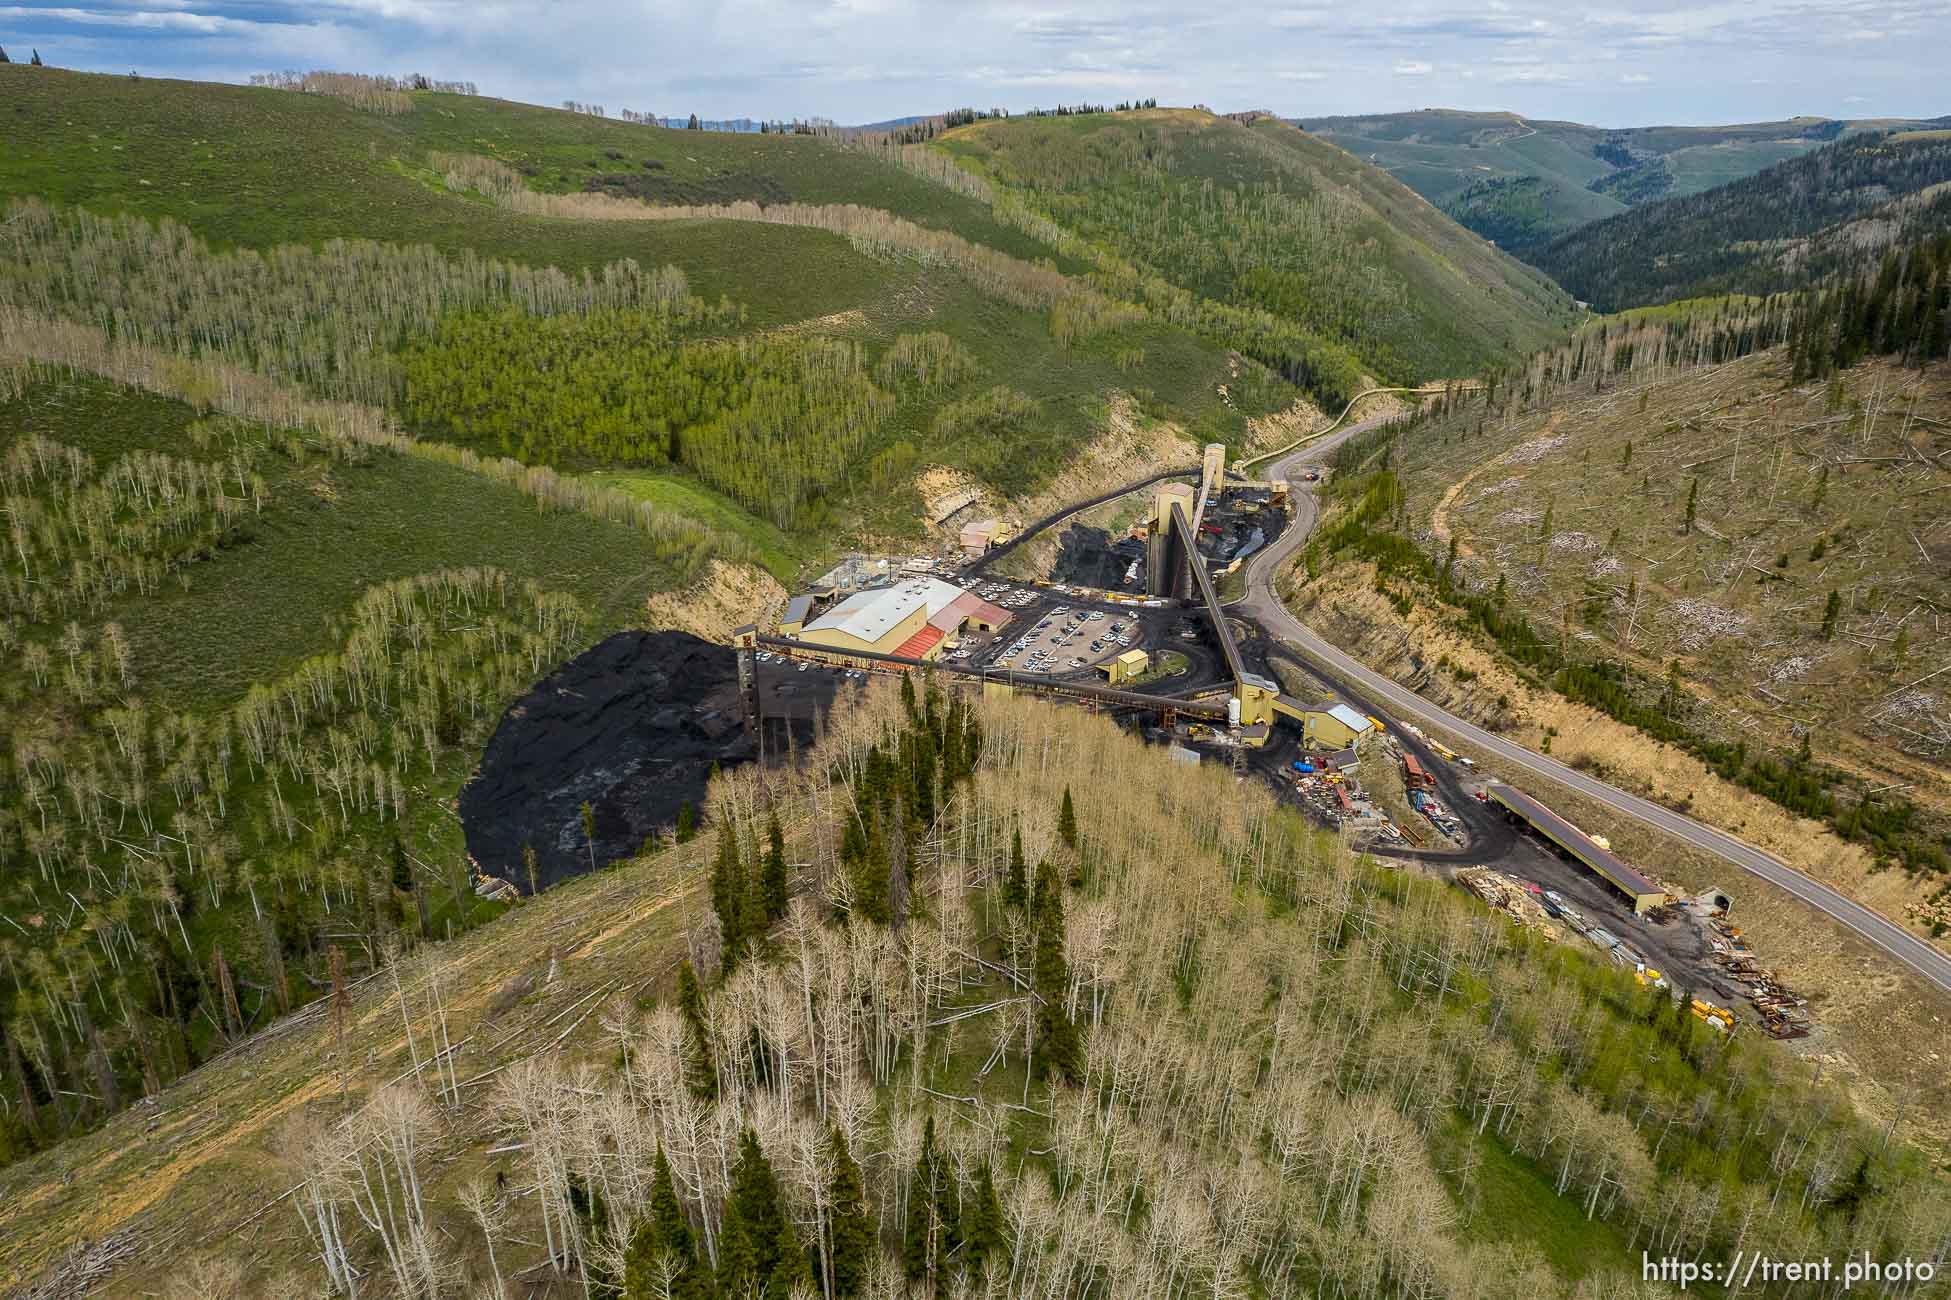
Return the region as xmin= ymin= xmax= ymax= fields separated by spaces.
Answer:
xmin=736 ymin=630 xmax=1230 ymax=720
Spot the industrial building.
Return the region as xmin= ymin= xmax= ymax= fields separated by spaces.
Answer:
xmin=793 ymin=579 xmax=1011 ymax=662
xmin=1145 ymin=481 xmax=1197 ymax=599
xmin=1486 ymin=783 xmax=1667 ymax=915
xmin=1098 ymin=648 xmax=1151 ymax=684
xmin=959 ymin=518 xmax=1009 ymax=557
xmin=778 ymin=594 xmax=816 ymax=637
xmin=1302 ymin=704 xmax=1376 ymax=750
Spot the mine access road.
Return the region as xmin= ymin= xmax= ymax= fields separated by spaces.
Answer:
xmin=1237 ymin=422 xmax=1951 ymax=998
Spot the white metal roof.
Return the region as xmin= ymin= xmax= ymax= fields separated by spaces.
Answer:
xmin=1325 ymin=703 xmax=1374 ymax=734
xmin=802 ymin=578 xmax=964 ymax=644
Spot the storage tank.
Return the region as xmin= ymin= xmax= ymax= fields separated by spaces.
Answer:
xmin=1227 ymin=696 xmax=1241 ymax=727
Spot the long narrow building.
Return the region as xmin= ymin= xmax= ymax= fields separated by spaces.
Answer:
xmin=1486 ymin=783 xmax=1667 ymax=914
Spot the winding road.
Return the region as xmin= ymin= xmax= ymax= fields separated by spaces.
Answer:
xmin=1237 ymin=423 xmax=1951 ymax=999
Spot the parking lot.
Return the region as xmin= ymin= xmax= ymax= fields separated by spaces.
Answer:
xmin=753 ymin=649 xmax=868 ymax=691
xmin=949 ymin=583 xmax=1148 ymax=677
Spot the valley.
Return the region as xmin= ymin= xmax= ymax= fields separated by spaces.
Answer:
xmin=1 ymin=43 xmax=1949 ymax=1300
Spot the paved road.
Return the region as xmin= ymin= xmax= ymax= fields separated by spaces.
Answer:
xmin=1237 ymin=424 xmax=1951 ymax=998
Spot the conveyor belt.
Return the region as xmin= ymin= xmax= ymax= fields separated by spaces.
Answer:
xmin=1169 ymin=501 xmax=1245 ymax=685
xmin=752 ymin=634 xmax=1230 ymax=718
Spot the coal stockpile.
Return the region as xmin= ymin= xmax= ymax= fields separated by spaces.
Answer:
xmin=460 ymin=631 xmax=818 ymax=893
xmin=1050 ymin=522 xmax=1143 ymax=590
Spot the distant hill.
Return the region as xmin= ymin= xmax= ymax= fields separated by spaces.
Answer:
xmin=1533 ymin=124 xmax=1951 ymax=310
xmin=1298 ymin=108 xmax=1909 ymax=258
xmin=943 ymin=108 xmax=1576 ymax=385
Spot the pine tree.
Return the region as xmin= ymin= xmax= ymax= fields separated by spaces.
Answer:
xmin=1821 ymin=590 xmax=1842 ymax=640
xmin=886 ymin=796 xmax=912 ymax=932
xmin=1057 ymin=787 xmax=1077 ymax=849
xmin=675 ymin=800 xmax=696 ymax=843
xmin=718 ymin=1129 xmax=809 ymax=1299
xmin=964 ymin=1159 xmax=1006 ymax=1280
xmin=1031 ymin=861 xmax=1083 ymax=1082
xmin=390 ymin=833 xmax=413 ymax=893
xmin=624 ymin=1147 xmax=705 ymax=1300
xmin=761 ymin=810 xmax=789 ymax=922
xmin=1002 ymin=825 xmax=1027 ymax=912
xmin=824 ymin=1125 xmax=876 ymax=1297
xmin=674 ymin=960 xmax=716 ymax=1100
xmin=849 ymin=806 xmax=891 ymax=925
xmin=1683 ymin=478 xmax=1699 ymax=534
xmin=903 ymin=1116 xmax=963 ymax=1291
xmin=711 ymin=826 xmax=751 ymax=970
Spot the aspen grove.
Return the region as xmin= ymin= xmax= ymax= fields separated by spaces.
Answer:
xmin=249 ymin=678 xmax=1950 ymax=1299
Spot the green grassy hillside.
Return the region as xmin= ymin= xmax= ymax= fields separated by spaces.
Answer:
xmin=0 ymin=361 xmax=738 ymax=1167
xmin=0 ymin=67 xmax=1289 ymax=543
xmin=1300 ymin=109 xmax=1894 ymax=258
xmin=943 ymin=109 xmax=1576 ymax=384
xmin=0 ymin=64 xmax=1043 ymax=317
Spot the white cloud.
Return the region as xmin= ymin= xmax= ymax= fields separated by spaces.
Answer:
xmin=0 ymin=5 xmax=259 ymax=31
xmin=2 ymin=1 xmax=1945 ymax=128
xmin=1495 ymin=64 xmax=1568 ymax=82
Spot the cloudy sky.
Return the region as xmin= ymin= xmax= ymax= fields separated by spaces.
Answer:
xmin=1 ymin=0 xmax=1942 ymax=126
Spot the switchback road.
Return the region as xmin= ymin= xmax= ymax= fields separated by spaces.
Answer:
xmin=1236 ymin=425 xmax=1951 ymax=998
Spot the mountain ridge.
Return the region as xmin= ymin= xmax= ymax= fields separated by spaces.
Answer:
xmin=1298 ymin=107 xmax=1919 ymax=258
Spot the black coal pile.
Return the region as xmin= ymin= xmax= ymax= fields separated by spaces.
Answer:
xmin=1050 ymin=522 xmax=1142 ymax=589
xmin=460 ymin=631 xmax=812 ymax=894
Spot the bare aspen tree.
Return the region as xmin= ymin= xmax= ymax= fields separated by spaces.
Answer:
xmin=456 ymin=1175 xmax=506 ymax=1300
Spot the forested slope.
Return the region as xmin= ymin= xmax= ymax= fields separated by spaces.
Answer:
xmin=942 ymin=109 xmax=1577 ymax=387
xmin=1299 ymin=109 xmax=1878 ymax=257
xmin=0 ymin=66 xmax=1582 ymax=1187
xmin=4 ymin=682 xmax=1948 ymax=1297
xmin=0 ymin=344 xmax=747 ymax=1171
xmin=1536 ymin=126 xmax=1951 ymax=311
xmin=0 ymin=67 xmax=1302 ymax=540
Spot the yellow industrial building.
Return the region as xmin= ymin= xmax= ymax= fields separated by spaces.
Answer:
xmin=1301 ymin=703 xmax=1376 ymax=750
xmin=1099 ymin=648 xmax=1150 ymax=684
